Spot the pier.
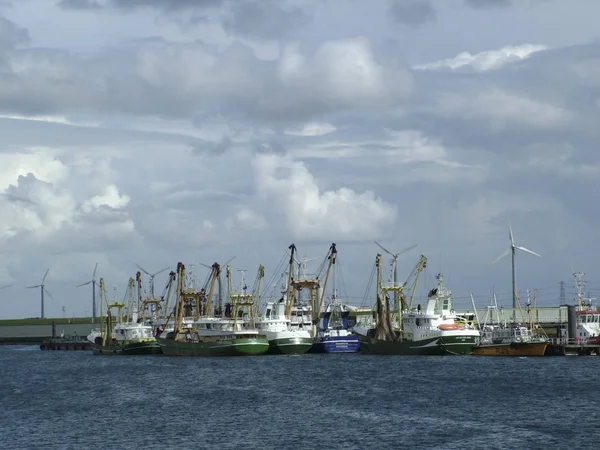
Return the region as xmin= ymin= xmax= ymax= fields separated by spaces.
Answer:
xmin=545 ymin=338 xmax=600 ymax=356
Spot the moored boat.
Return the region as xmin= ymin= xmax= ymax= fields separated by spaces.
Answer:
xmin=473 ymin=325 xmax=548 ymax=356
xmin=256 ymin=300 xmax=313 ymax=354
xmin=354 ymin=254 xmax=480 ymax=355
xmin=157 ymin=262 xmax=269 ymax=357
xmin=91 ymin=277 xmax=162 ymax=355
xmin=311 ymin=290 xmax=359 ymax=354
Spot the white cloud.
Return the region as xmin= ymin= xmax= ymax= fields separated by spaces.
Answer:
xmin=413 ymin=44 xmax=548 ymax=72
xmin=225 ymin=207 xmax=267 ymax=231
xmin=81 ymin=184 xmax=130 ymax=213
xmin=277 ymin=37 xmax=413 ymax=109
xmin=435 ymin=89 xmax=574 ymax=128
xmin=252 ymin=153 xmax=396 ymax=241
xmin=284 ymin=121 xmax=336 ymax=136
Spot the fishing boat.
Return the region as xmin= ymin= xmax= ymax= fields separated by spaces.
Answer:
xmin=473 ymin=325 xmax=548 ymax=356
xmin=256 ymin=299 xmax=313 ymax=354
xmin=91 ymin=277 xmax=162 ymax=355
xmin=558 ymin=271 xmax=600 ymax=344
xmin=354 ymin=254 xmax=480 ymax=355
xmin=311 ymin=296 xmax=359 ymax=353
xmin=471 ymin=291 xmax=548 ymax=356
xmin=157 ymin=262 xmax=269 ymax=357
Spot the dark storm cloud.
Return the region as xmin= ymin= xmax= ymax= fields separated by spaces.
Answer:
xmin=464 ymin=0 xmax=512 ymax=8
xmin=57 ymin=0 xmax=102 ymax=10
xmin=0 ymin=15 xmax=29 ymax=51
xmin=57 ymin=0 xmax=224 ymax=11
xmin=387 ymin=0 xmax=436 ymax=27
xmin=223 ymin=1 xmax=311 ymax=40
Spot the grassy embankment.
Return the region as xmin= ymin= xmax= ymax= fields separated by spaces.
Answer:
xmin=0 ymin=317 xmax=96 ymax=326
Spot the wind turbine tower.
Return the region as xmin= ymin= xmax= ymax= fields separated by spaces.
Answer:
xmin=26 ymin=269 xmax=52 ymax=319
xmin=492 ymin=222 xmax=541 ymax=322
xmin=76 ymin=262 xmax=99 ymax=322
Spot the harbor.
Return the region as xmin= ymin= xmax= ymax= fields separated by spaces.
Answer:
xmin=1 ymin=241 xmax=597 ymax=358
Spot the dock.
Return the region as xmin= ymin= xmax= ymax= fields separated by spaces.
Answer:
xmin=545 ymin=338 xmax=600 ymax=356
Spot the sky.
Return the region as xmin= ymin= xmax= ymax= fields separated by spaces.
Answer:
xmin=1 ymin=0 xmax=599 ymax=319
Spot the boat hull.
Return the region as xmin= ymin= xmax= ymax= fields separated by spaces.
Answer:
xmin=356 ymin=333 xmax=477 ymax=355
xmin=268 ymin=337 xmax=313 ymax=355
xmin=157 ymin=336 xmax=269 ymax=357
xmin=311 ymin=335 xmax=360 ymax=353
xmin=92 ymin=340 xmax=163 ymax=355
xmin=473 ymin=341 xmax=548 ymax=357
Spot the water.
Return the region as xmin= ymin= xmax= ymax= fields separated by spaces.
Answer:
xmin=1 ymin=346 xmax=599 ymax=449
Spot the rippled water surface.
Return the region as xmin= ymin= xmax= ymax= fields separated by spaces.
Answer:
xmin=1 ymin=346 xmax=599 ymax=449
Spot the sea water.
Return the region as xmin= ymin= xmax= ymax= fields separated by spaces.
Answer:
xmin=1 ymin=346 xmax=598 ymax=449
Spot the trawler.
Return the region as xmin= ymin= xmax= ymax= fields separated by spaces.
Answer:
xmin=354 ymin=254 xmax=480 ymax=355
xmin=558 ymin=271 xmax=600 ymax=344
xmin=311 ymin=260 xmax=359 ymax=353
xmin=312 ymin=293 xmax=359 ymax=353
xmin=91 ymin=277 xmax=162 ymax=355
xmin=157 ymin=262 xmax=269 ymax=357
xmin=256 ymin=299 xmax=313 ymax=354
xmin=471 ymin=291 xmax=548 ymax=356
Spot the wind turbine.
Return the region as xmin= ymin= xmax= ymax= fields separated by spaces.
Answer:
xmin=136 ymin=265 xmax=170 ymax=299
xmin=294 ymin=255 xmax=318 ymax=280
xmin=76 ymin=262 xmax=98 ymax=323
xmin=373 ymin=241 xmax=418 ymax=286
xmin=26 ymin=269 xmax=54 ymax=319
xmin=492 ymin=222 xmax=541 ymax=322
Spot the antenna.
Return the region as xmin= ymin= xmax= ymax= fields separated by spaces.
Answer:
xmin=491 ymin=222 xmax=541 ymax=323
xmin=573 ymin=271 xmax=587 ymax=309
xmin=237 ymin=269 xmax=247 ymax=294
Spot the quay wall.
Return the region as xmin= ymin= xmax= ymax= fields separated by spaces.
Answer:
xmin=0 ymin=323 xmax=97 ymax=344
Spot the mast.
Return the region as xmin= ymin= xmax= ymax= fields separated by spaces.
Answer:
xmin=315 ymin=243 xmax=337 ymax=322
xmin=126 ymin=276 xmax=135 ymax=323
xmin=285 ymin=244 xmax=296 ymax=316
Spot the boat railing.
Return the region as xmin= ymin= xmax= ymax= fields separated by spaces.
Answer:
xmin=548 ymin=337 xmax=589 ymax=345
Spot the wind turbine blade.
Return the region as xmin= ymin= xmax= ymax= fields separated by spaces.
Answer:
xmin=508 ymin=221 xmax=514 ymax=246
xmin=223 ymin=256 xmax=236 ymax=266
xmin=42 ymin=269 xmax=49 ymax=284
xmin=0 ymin=284 xmax=13 ymax=289
xmin=152 ymin=267 xmax=169 ymax=276
xmin=396 ymin=244 xmax=418 ymax=257
xmin=515 ymin=246 xmax=542 ymax=258
xmin=44 ymin=288 xmax=56 ymax=301
xmin=136 ymin=264 xmax=151 ymax=276
xmin=491 ymin=249 xmax=511 ymax=265
xmin=92 ymin=262 xmax=98 ymax=279
xmin=26 ymin=285 xmax=41 ymax=289
xmin=76 ymin=281 xmax=93 ymax=288
xmin=199 ymin=262 xmax=212 ymax=270
xmin=373 ymin=241 xmax=393 ymax=256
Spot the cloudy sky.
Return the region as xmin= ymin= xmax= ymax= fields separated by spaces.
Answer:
xmin=1 ymin=0 xmax=599 ymax=319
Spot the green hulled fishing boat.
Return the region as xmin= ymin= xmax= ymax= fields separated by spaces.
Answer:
xmin=91 ymin=276 xmax=163 ymax=356
xmin=157 ymin=262 xmax=269 ymax=357
xmin=353 ymin=254 xmax=480 ymax=356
